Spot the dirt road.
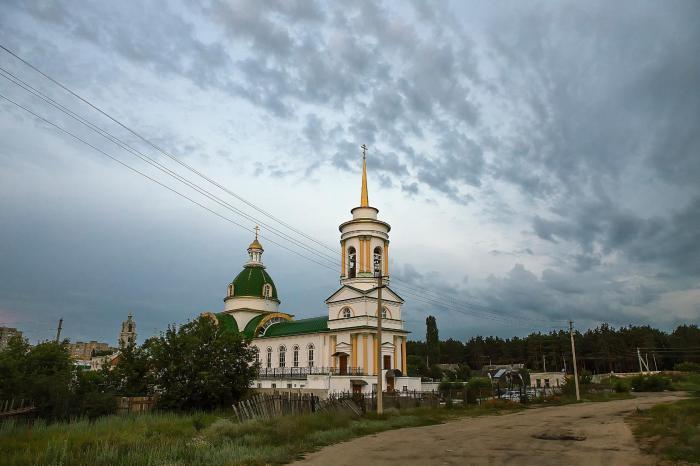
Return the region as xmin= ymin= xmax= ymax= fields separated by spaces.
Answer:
xmin=294 ymin=393 xmax=686 ymax=466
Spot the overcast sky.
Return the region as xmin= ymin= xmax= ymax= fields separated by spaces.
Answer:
xmin=1 ymin=0 xmax=698 ymax=345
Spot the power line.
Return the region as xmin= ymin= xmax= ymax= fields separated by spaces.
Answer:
xmin=0 ymin=66 xmax=340 ymax=269
xmin=0 ymin=91 xmax=341 ymax=273
xmin=0 ymin=44 xmax=571 ymax=328
xmin=0 ymin=43 xmax=340 ymax=257
xmin=0 ymin=84 xmax=566 ymax=329
xmin=1 ymin=43 xmax=561 ymax=323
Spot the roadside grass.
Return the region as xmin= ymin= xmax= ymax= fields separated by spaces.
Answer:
xmin=0 ymin=400 xmax=521 ymax=466
xmin=524 ymin=391 xmax=633 ymax=407
xmin=670 ymin=372 xmax=700 ymax=393
xmin=630 ymin=397 xmax=700 ymax=464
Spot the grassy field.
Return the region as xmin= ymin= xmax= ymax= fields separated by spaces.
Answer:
xmin=0 ymin=388 xmax=667 ymax=466
xmin=0 ymin=400 xmax=521 ymax=466
xmin=628 ymin=373 xmax=700 ymax=464
xmin=630 ymin=397 xmax=700 ymax=464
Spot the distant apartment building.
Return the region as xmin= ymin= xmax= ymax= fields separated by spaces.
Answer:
xmin=68 ymin=341 xmax=114 ymax=360
xmin=0 ymin=326 xmax=23 ymax=350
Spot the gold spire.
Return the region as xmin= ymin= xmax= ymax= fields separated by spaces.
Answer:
xmin=360 ymin=144 xmax=369 ymax=207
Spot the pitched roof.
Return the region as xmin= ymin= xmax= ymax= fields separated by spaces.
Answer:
xmin=261 ymin=316 xmax=329 ymax=338
xmin=214 ymin=312 xmax=239 ymax=333
xmin=242 ymin=314 xmax=266 ymax=338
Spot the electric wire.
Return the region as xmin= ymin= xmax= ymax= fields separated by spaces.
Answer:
xmin=0 ymin=43 xmax=550 ymax=322
xmin=0 ymin=43 xmax=340 ymax=257
xmin=0 ymin=91 xmax=342 ymax=273
xmin=0 ymin=44 xmax=572 ymax=328
xmin=0 ymin=80 xmax=569 ymax=328
xmin=0 ymin=66 xmax=340 ymax=269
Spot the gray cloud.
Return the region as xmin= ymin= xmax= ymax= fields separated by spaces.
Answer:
xmin=2 ymin=0 xmax=699 ymax=339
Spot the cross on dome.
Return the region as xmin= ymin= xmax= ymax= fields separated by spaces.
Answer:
xmin=247 ymin=226 xmax=264 ymax=264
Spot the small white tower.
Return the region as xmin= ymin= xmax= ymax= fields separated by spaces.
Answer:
xmin=119 ymin=313 xmax=137 ymax=348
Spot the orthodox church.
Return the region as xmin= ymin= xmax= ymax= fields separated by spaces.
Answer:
xmin=203 ymin=154 xmax=421 ymax=395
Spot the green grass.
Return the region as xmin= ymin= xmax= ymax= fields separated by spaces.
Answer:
xmin=670 ymin=372 xmax=700 ymax=393
xmin=0 ymin=401 xmax=522 ymax=466
xmin=630 ymin=397 xmax=700 ymax=464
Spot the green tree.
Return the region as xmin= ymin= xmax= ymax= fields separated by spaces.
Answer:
xmin=147 ymin=316 xmax=258 ymax=410
xmin=74 ymin=369 xmax=117 ymax=418
xmin=0 ymin=334 xmax=29 ymax=398
xmin=425 ymin=315 xmax=440 ymax=366
xmin=104 ymin=342 xmax=151 ymax=396
xmin=0 ymin=337 xmax=75 ymax=419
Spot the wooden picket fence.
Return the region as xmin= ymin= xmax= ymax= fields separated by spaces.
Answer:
xmin=116 ymin=396 xmax=156 ymax=414
xmin=232 ymin=392 xmax=361 ymax=422
xmin=0 ymin=399 xmax=37 ymax=418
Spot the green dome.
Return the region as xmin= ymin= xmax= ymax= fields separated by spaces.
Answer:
xmin=231 ymin=265 xmax=279 ymax=301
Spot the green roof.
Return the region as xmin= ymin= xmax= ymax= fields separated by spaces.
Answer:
xmin=214 ymin=312 xmax=239 ymax=333
xmin=231 ymin=265 xmax=279 ymax=301
xmin=261 ymin=316 xmax=329 ymax=338
xmin=242 ymin=314 xmax=266 ymax=339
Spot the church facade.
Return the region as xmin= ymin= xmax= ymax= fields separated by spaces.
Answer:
xmin=203 ymin=155 xmax=421 ymax=395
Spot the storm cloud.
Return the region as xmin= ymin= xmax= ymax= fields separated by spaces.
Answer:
xmin=1 ymin=0 xmax=699 ymax=342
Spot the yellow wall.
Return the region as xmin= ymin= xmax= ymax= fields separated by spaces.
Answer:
xmin=363 ymin=334 xmax=368 ymax=374
xmin=330 ymin=335 xmax=336 ymax=368
xmin=384 ymin=242 xmax=389 ymax=275
xmin=402 ymin=337 xmax=407 ymax=374
xmin=341 ymin=239 xmax=346 ymax=277
xmin=359 ymin=239 xmax=365 ymax=272
xmin=351 ymin=334 xmax=357 ymax=368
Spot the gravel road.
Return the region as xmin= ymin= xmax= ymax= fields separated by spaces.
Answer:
xmin=293 ymin=392 xmax=686 ymax=466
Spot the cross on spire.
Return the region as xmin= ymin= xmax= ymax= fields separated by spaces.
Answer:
xmin=360 ymin=144 xmax=369 ymax=207
xmin=254 ymin=225 xmax=260 ymax=240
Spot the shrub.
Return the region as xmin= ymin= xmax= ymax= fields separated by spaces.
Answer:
xmin=674 ymin=362 xmax=700 ymax=373
xmin=465 ymin=377 xmax=491 ymax=403
xmin=629 ymin=374 xmax=672 ymax=392
xmin=612 ymin=378 xmax=630 ymax=393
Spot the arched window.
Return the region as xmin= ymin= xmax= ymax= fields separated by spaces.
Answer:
xmin=376 ymin=307 xmax=390 ymax=319
xmin=373 ymin=246 xmax=382 ymax=276
xmin=262 ymin=283 xmax=272 ymax=298
xmin=307 ymin=344 xmax=315 ymax=367
xmin=266 ymin=347 xmax=272 ymax=368
xmin=279 ymin=345 xmax=286 ymax=368
xmin=341 ymin=307 xmax=352 ymax=319
xmin=292 ymin=345 xmax=300 ymax=367
xmin=347 ymin=247 xmax=356 ymax=278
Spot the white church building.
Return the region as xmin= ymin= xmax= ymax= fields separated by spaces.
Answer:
xmin=203 ymin=154 xmax=421 ymax=395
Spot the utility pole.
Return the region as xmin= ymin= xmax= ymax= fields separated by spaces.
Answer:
xmin=562 ymin=354 xmax=567 ymax=374
xmin=375 ymin=257 xmax=384 ymax=415
xmin=569 ymin=320 xmax=580 ymax=401
xmin=543 ymin=354 xmax=547 ymax=372
xmin=637 ymin=348 xmax=650 ymax=374
xmin=55 ymin=318 xmax=63 ymax=343
xmin=637 ymin=347 xmax=643 ymax=373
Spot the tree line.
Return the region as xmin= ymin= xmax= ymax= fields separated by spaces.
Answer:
xmin=407 ymin=317 xmax=700 ymax=378
xmin=0 ymin=316 xmax=257 ymax=420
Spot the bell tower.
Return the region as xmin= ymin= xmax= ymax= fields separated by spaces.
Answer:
xmin=339 ymin=144 xmax=391 ymax=291
xmin=119 ymin=313 xmax=136 ymax=348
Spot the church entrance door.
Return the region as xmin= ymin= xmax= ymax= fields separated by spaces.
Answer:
xmin=339 ymin=355 xmax=348 ymax=375
xmin=386 ymin=374 xmax=395 ymax=392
